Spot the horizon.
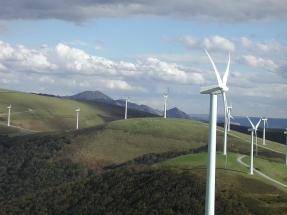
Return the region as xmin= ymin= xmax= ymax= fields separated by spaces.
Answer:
xmin=20 ymin=88 xmax=287 ymax=122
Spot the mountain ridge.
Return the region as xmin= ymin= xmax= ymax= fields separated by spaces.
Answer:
xmin=65 ymin=90 xmax=191 ymax=119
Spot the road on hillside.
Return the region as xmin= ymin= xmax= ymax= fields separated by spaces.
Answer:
xmin=237 ymin=155 xmax=287 ymax=189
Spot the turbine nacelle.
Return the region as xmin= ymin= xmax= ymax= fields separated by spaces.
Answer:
xmin=220 ymin=86 xmax=229 ymax=92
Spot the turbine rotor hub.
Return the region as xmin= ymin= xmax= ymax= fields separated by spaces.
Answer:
xmin=221 ymin=86 xmax=229 ymax=92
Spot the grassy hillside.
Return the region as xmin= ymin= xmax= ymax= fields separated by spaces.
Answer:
xmin=63 ymin=117 xmax=286 ymax=168
xmin=0 ymin=88 xmax=155 ymax=135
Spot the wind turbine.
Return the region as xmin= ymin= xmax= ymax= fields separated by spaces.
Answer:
xmin=200 ymin=49 xmax=230 ymax=215
xmin=163 ymin=88 xmax=169 ymax=118
xmin=205 ymin=50 xmax=230 ymax=156
xmin=227 ymin=102 xmax=234 ymax=131
xmin=246 ymin=117 xmax=262 ymax=157
xmin=125 ymin=93 xmax=130 ymax=120
xmin=262 ymin=110 xmax=268 ymax=145
xmin=76 ymin=107 xmax=80 ymax=129
xmin=284 ymin=129 xmax=287 ymax=165
xmin=7 ymin=104 xmax=11 ymax=126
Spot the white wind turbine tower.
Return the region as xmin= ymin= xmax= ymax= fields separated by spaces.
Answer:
xmin=205 ymin=50 xmax=230 ymax=156
xmin=227 ymin=102 xmax=234 ymax=131
xmin=76 ymin=107 xmax=80 ymax=129
xmin=262 ymin=110 xmax=268 ymax=145
xmin=284 ymin=129 xmax=287 ymax=165
xmin=247 ymin=117 xmax=262 ymax=158
xmin=7 ymin=104 xmax=11 ymax=126
xmin=124 ymin=93 xmax=130 ymax=120
xmin=248 ymin=126 xmax=255 ymax=175
xmin=163 ymin=88 xmax=169 ymax=118
xmin=200 ymin=49 xmax=230 ymax=215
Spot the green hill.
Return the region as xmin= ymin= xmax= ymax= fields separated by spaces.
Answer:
xmin=0 ymin=88 xmax=155 ymax=135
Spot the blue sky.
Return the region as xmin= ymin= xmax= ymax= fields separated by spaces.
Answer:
xmin=0 ymin=0 xmax=287 ymax=118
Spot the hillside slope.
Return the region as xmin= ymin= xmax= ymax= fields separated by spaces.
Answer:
xmin=0 ymin=89 xmax=155 ymax=134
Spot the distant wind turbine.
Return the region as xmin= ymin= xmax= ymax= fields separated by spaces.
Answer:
xmin=163 ymin=88 xmax=169 ymax=118
xmin=200 ymin=49 xmax=230 ymax=215
xmin=125 ymin=93 xmax=130 ymax=120
xmin=246 ymin=117 xmax=262 ymax=157
xmin=284 ymin=129 xmax=287 ymax=165
xmin=262 ymin=110 xmax=268 ymax=145
xmin=7 ymin=104 xmax=11 ymax=126
xmin=76 ymin=107 xmax=80 ymax=129
xmin=227 ymin=102 xmax=234 ymax=131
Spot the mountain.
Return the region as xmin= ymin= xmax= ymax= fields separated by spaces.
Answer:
xmin=66 ymin=91 xmax=191 ymax=119
xmin=167 ymin=107 xmax=191 ymax=119
xmin=65 ymin=91 xmax=116 ymax=105
xmin=115 ymin=99 xmax=162 ymax=116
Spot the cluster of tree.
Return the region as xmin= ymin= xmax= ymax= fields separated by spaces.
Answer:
xmin=30 ymin=92 xmax=61 ymax=98
xmin=0 ymin=134 xmax=88 ymax=203
xmin=1 ymin=166 xmax=250 ymax=215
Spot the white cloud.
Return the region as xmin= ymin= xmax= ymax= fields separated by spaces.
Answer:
xmin=239 ymin=55 xmax=279 ymax=72
xmin=179 ymin=35 xmax=235 ymax=52
xmin=0 ymin=63 xmax=8 ymax=71
xmin=0 ymin=42 xmax=206 ymax=92
xmin=233 ymin=37 xmax=281 ymax=52
xmin=39 ymin=76 xmax=55 ymax=83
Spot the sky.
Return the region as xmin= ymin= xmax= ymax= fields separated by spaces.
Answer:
xmin=0 ymin=0 xmax=287 ymax=118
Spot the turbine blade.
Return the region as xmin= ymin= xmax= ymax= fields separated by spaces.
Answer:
xmin=266 ymin=108 xmax=268 ymax=118
xmin=246 ymin=116 xmax=255 ymax=129
xmin=205 ymin=49 xmax=223 ymax=87
xmin=222 ymin=92 xmax=227 ymax=117
xmin=230 ymin=115 xmax=234 ymax=119
xmin=222 ymin=52 xmax=230 ymax=86
xmin=255 ymin=118 xmax=262 ymax=129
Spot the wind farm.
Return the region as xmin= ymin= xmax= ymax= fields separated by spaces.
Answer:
xmin=0 ymin=86 xmax=287 ymax=214
xmin=1 ymin=0 xmax=287 ymax=213
xmin=0 ymin=46 xmax=286 ymax=214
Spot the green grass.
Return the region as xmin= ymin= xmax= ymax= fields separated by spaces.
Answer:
xmin=242 ymin=156 xmax=287 ymax=186
xmin=154 ymin=152 xmax=246 ymax=172
xmin=65 ymin=118 xmax=209 ymax=165
xmin=63 ymin=117 xmax=287 ymax=168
